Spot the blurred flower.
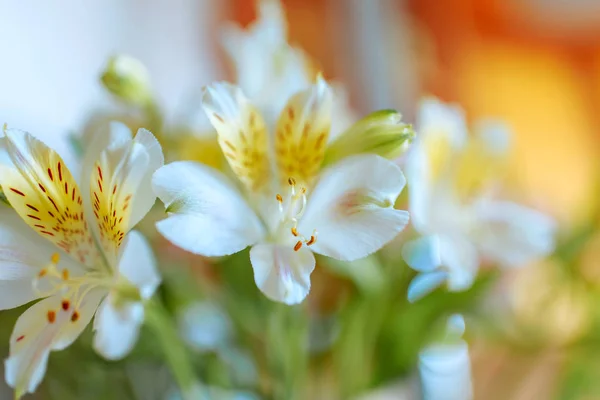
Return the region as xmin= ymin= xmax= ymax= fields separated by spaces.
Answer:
xmin=153 ymin=79 xmax=409 ymax=305
xmin=402 ymin=98 xmax=556 ymax=302
xmin=418 ymin=315 xmax=472 ymax=400
xmin=221 ymin=0 xmax=356 ymax=132
xmin=0 ymin=123 xmax=163 ymax=397
xmin=101 ymin=55 xmax=153 ymax=107
xmin=178 ymin=301 xmax=231 ymax=351
xmin=221 ymin=0 xmax=314 ymax=125
xmin=323 ymin=109 xmax=415 ymax=166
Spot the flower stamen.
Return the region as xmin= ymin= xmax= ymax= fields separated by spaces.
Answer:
xmin=276 ymin=177 xmax=318 ymax=251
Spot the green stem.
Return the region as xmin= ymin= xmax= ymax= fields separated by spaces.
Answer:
xmin=144 ymin=297 xmax=206 ymax=400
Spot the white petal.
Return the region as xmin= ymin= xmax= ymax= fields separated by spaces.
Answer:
xmin=153 ymin=161 xmax=265 ymax=256
xmin=0 ymin=205 xmax=81 ymax=310
xmin=439 ymin=235 xmax=479 ymax=292
xmin=299 ymin=154 xmax=409 ymax=261
xmin=417 ymin=98 xmax=468 ymax=148
xmin=447 ymin=314 xmax=466 ymax=339
xmin=419 ymin=341 xmax=473 ymax=400
xmin=118 ymin=230 xmax=160 ymax=299
xmin=5 ymin=291 xmax=103 ymax=395
xmin=127 ymin=128 xmax=164 ymax=230
xmin=93 ymin=296 xmax=144 ymax=360
xmin=402 ymin=235 xmax=442 ymax=272
xmin=472 ymin=200 xmax=556 ymax=267
xmin=249 ymin=243 xmax=315 ymax=305
xmin=407 ymin=271 xmax=449 ymax=303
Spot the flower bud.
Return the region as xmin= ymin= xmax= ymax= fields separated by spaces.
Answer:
xmin=323 ymin=109 xmax=415 ymax=166
xmin=101 ymin=55 xmax=152 ymax=106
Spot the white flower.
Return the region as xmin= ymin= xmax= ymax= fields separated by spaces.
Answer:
xmin=221 ymin=0 xmax=356 ymax=135
xmin=402 ymin=99 xmax=556 ymax=302
xmin=418 ymin=314 xmax=472 ymax=400
xmin=0 ymin=122 xmax=163 ymax=397
xmin=153 ymin=79 xmax=409 ymax=305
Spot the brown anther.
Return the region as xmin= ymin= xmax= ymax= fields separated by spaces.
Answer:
xmin=47 ymin=310 xmax=56 ymax=323
xmin=294 ymin=241 xmax=303 ymax=251
xmin=62 ymin=269 xmax=69 ymax=280
xmin=276 ymin=194 xmax=283 ymax=203
xmin=300 ymin=187 xmax=307 ymax=194
xmin=306 ymin=235 xmax=317 ymax=246
xmin=288 ymin=177 xmax=296 ymax=186
xmin=291 ymin=227 xmax=299 ymax=237
xmin=61 ymin=300 xmax=70 ymax=311
xmin=38 ymin=269 xmax=47 ymax=278
xmin=71 ymin=311 xmax=80 ymax=322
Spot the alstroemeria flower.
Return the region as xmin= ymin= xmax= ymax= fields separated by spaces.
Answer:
xmin=153 ymin=79 xmax=409 ymax=304
xmin=402 ymin=99 xmax=556 ymax=302
xmin=0 ymin=123 xmax=163 ymax=396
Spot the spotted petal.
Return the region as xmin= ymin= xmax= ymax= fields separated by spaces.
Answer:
xmin=0 ymin=130 xmax=99 ymax=267
xmin=298 ymin=154 xmax=409 ymax=261
xmin=202 ymin=82 xmax=271 ymax=191
xmin=274 ymin=76 xmax=333 ymax=186
xmin=85 ymin=126 xmax=163 ymax=265
xmin=5 ymin=290 xmax=104 ymax=397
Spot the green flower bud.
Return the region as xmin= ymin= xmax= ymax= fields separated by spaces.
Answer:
xmin=323 ymin=109 xmax=415 ymax=166
xmin=101 ymin=55 xmax=152 ymax=106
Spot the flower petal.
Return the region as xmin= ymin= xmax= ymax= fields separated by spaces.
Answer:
xmin=419 ymin=340 xmax=472 ymax=400
xmin=5 ymin=291 xmax=103 ymax=396
xmin=407 ymin=271 xmax=449 ymax=303
xmin=0 ymin=129 xmax=99 ymax=267
xmin=249 ymin=243 xmax=315 ymax=305
xmin=93 ymin=296 xmax=144 ymax=360
xmin=402 ymin=235 xmax=442 ymax=272
xmin=153 ymin=161 xmax=265 ymax=256
xmin=87 ymin=132 xmax=155 ymax=264
xmin=220 ymin=0 xmax=312 ymax=124
xmin=274 ymin=76 xmax=333 ymax=185
xmin=0 ymin=207 xmax=48 ymax=310
xmin=472 ymin=200 xmax=556 ymax=267
xmin=439 ymin=235 xmax=479 ymax=292
xmin=202 ymin=82 xmax=271 ymax=191
xmin=128 ymin=128 xmax=164 ymax=229
xmin=417 ymin=97 xmax=468 ymax=148
xmin=118 ymin=230 xmax=160 ymax=299
xmin=298 ymin=154 xmax=409 ymax=261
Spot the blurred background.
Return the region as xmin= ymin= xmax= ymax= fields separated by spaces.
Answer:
xmin=1 ymin=0 xmax=600 ymax=399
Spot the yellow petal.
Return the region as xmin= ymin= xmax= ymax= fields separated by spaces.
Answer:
xmin=202 ymin=82 xmax=271 ymax=191
xmin=89 ymin=140 xmax=149 ymax=262
xmin=0 ymin=130 xmax=98 ymax=267
xmin=274 ymin=76 xmax=333 ymax=186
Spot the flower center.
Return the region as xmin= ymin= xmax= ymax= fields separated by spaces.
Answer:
xmin=33 ymin=253 xmax=112 ymax=324
xmin=275 ymin=177 xmax=317 ymax=252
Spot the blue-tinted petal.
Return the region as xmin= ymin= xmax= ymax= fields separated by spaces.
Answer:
xmin=402 ymin=235 xmax=442 ymax=272
xmin=407 ymin=271 xmax=448 ymax=303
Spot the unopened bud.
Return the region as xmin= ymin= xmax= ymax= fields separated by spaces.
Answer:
xmin=101 ymin=55 xmax=152 ymax=106
xmin=323 ymin=109 xmax=415 ymax=166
